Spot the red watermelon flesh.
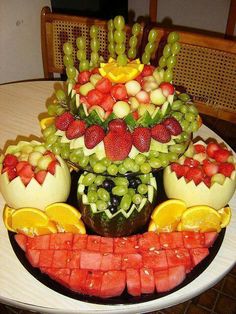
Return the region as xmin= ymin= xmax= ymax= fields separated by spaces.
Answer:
xmin=14 ymin=231 xmax=218 ymax=298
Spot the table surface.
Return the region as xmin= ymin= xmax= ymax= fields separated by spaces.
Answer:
xmin=0 ymin=81 xmax=235 ymax=314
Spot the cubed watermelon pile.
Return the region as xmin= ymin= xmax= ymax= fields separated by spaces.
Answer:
xmin=15 ymin=231 xmax=217 ymax=298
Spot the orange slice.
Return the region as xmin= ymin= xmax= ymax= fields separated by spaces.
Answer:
xmin=3 ymin=205 xmax=16 ymax=231
xmin=218 ymin=206 xmax=231 ymax=228
xmin=60 ymin=221 xmax=86 ymax=234
xmin=151 ymin=199 xmax=187 ymax=232
xmin=177 ymin=205 xmax=221 ymax=232
xmin=99 ymin=58 xmax=144 ymax=83
xmin=40 ymin=117 xmax=55 ymax=130
xmin=11 ymin=207 xmax=49 ymax=230
xmin=45 ymin=203 xmax=82 ymax=225
xmin=148 ymin=219 xmax=157 ymax=232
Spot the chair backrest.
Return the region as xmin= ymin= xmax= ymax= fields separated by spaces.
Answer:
xmin=41 ymin=6 xmax=144 ymax=79
xmin=143 ymin=26 xmax=236 ymax=123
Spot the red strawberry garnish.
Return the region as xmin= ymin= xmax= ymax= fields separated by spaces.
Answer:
xmin=2 ymin=166 xmax=17 ymax=181
xmin=206 ymin=142 xmax=221 ymax=158
xmin=194 ymin=144 xmax=206 ymax=154
xmin=171 ymin=163 xmax=190 ymax=178
xmin=185 ymin=167 xmax=204 ymax=185
xmin=100 ymin=94 xmax=115 ymax=112
xmin=77 ymin=70 xmax=91 ymax=84
xmin=108 ymin=119 xmax=127 ymax=133
xmin=151 ymin=124 xmax=171 ymax=143
xmin=47 ymin=160 xmax=58 ymax=175
xmin=202 ymin=162 xmax=219 ymax=177
xmin=55 ymin=112 xmax=74 ymax=131
xmin=84 ymin=125 xmax=105 ymax=149
xmin=159 ymin=82 xmax=175 ymax=97
xmin=184 ymin=157 xmax=200 ymax=168
xmin=18 ymin=164 xmax=34 ymax=186
xmin=218 ymin=162 xmax=235 ymax=177
xmin=95 ymin=77 xmax=112 ymax=94
xmin=132 ymin=127 xmax=151 ymax=152
xmin=104 ymin=130 xmax=132 ymax=161
xmin=141 ymin=65 xmax=155 ymax=77
xmin=163 ymin=117 xmax=182 ymax=136
xmin=3 ymin=154 xmax=18 ymax=167
xmin=110 ymin=84 xmax=128 ymax=101
xmin=87 ymin=89 xmax=104 ymax=106
xmin=35 ymin=170 xmax=47 ymax=184
xmin=66 ymin=120 xmax=86 ymax=140
xmin=214 ymin=148 xmax=231 ymax=163
xmin=80 ymin=96 xmax=90 ymax=107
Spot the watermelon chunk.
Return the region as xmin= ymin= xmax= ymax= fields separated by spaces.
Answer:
xmin=100 ymin=253 xmax=122 ymax=271
xmin=100 ymin=271 xmax=126 ymax=298
xmin=160 ymin=232 xmax=184 ymax=249
xmin=154 ymin=269 xmax=169 ymax=293
xmin=26 ymin=249 xmax=40 ymax=267
xmin=100 ymin=237 xmax=114 ymax=253
xmin=114 ymin=235 xmax=138 ymax=254
xmin=67 ymin=250 xmax=81 ymax=269
xmin=50 ymin=233 xmax=73 ymax=250
xmin=138 ymin=232 xmax=161 ymax=252
xmin=168 ymin=265 xmax=186 ymax=290
xmin=27 ymin=234 xmax=50 ymax=250
xmin=166 ymin=248 xmax=192 ymax=273
xmin=69 ymin=269 xmax=88 ymax=293
xmin=72 ymin=234 xmax=88 ymax=250
xmin=204 ymin=232 xmax=218 ymax=248
xmin=140 ymin=268 xmax=155 ymax=294
xmin=43 ymin=268 xmax=71 ymax=287
xmin=183 ymin=231 xmax=205 ymax=249
xmin=85 ymin=271 xmax=103 ymax=296
xmin=80 ymin=250 xmax=102 ymax=270
xmin=52 ymin=250 xmax=68 ymax=268
xmin=190 ymin=248 xmax=209 ymax=266
xmin=121 ymin=253 xmax=143 ymax=270
xmin=126 ymin=268 xmax=141 ymax=296
xmin=86 ymin=235 xmax=101 ymax=252
xmin=15 ymin=233 xmax=27 ymax=251
xmin=142 ymin=251 xmax=168 ymax=271
xmin=39 ymin=249 xmax=54 ymax=268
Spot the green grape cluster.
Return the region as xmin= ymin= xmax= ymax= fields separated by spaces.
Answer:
xmin=76 ymin=36 xmax=90 ymax=72
xmin=159 ymin=31 xmax=181 ymax=82
xmin=113 ymin=16 xmax=127 ymax=66
xmin=63 ymin=42 xmax=77 ymax=85
xmin=142 ymin=29 xmax=158 ymax=64
xmin=90 ymin=25 xmax=100 ymax=68
xmin=107 ymin=19 xmax=116 ymax=59
xmin=128 ymin=23 xmax=141 ymax=60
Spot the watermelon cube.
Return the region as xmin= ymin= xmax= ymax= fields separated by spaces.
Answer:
xmin=27 ymin=234 xmax=50 ymax=250
xmin=86 ymin=235 xmax=101 ymax=252
xmin=100 ymin=271 xmax=126 ymax=298
xmin=15 ymin=234 xmax=27 ymax=251
xmin=49 ymin=233 xmax=73 ymax=250
xmin=121 ymin=253 xmax=143 ymax=270
xmin=114 ymin=236 xmax=138 ymax=254
xmin=160 ymin=232 xmax=184 ymax=249
xmin=100 ymin=253 xmax=122 ymax=271
xmin=204 ymin=232 xmax=218 ymax=248
xmin=154 ymin=269 xmax=169 ymax=293
xmin=85 ymin=271 xmax=103 ymax=297
xmin=67 ymin=250 xmax=81 ymax=269
xmin=140 ymin=268 xmax=155 ymax=294
xmin=100 ymin=237 xmax=114 ymax=253
xmin=43 ymin=268 xmax=71 ymax=287
xmin=126 ymin=268 xmax=141 ymax=296
xmin=183 ymin=231 xmax=205 ymax=249
xmin=80 ymin=250 xmax=102 ymax=270
xmin=138 ymin=232 xmax=161 ymax=252
xmin=72 ymin=234 xmax=88 ymax=250
xmin=69 ymin=269 xmax=88 ymax=293
xmin=166 ymin=248 xmax=192 ymax=273
xmin=142 ymin=251 xmax=168 ymax=271
xmin=26 ymin=249 xmax=40 ymax=267
xmin=52 ymin=250 xmax=68 ymax=268
xmin=168 ymin=265 xmax=186 ymax=290
xmin=39 ymin=249 xmax=54 ymax=268
xmin=190 ymin=248 xmax=209 ymax=266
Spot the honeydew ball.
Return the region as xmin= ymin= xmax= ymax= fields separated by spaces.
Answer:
xmin=125 ymin=80 xmax=141 ymax=96
xmin=28 ymin=151 xmax=43 ymax=167
xmin=113 ymin=101 xmax=131 ymax=118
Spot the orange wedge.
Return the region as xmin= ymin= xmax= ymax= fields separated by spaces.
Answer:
xmin=99 ymin=58 xmax=144 ymax=83
xmin=148 ymin=219 xmax=157 ymax=232
xmin=177 ymin=205 xmax=221 ymax=232
xmin=60 ymin=221 xmax=86 ymax=234
xmin=151 ymin=199 xmax=187 ymax=232
xmin=11 ymin=207 xmax=49 ymax=230
xmin=40 ymin=117 xmax=55 ymax=130
xmin=218 ymin=206 xmax=231 ymax=228
xmin=45 ymin=203 xmax=82 ymax=225
xmin=3 ymin=205 xmax=16 ymax=231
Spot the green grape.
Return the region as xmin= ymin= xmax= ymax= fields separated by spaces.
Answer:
xmin=114 ymin=177 xmax=129 ymax=186
xmin=169 ymin=143 xmax=186 ymax=154
xmin=128 ymin=188 xmax=135 ymax=197
xmin=90 ymin=38 xmax=100 ymax=51
xmin=79 ymin=156 xmax=89 ymax=168
xmin=148 ymin=29 xmax=158 ymax=43
xmin=188 ymin=104 xmax=198 ymax=115
xmin=112 ymin=185 xmax=128 ymax=196
xmin=166 ymin=55 xmax=177 ymax=69
xmin=97 ymin=188 xmax=110 ymax=202
xmin=66 ymin=66 xmax=76 ymax=79
xmin=140 ymin=174 xmax=150 ymax=184
xmin=67 ymin=78 xmax=76 ymax=86
xmin=171 ymin=100 xmax=183 ymax=111
xmin=148 ymin=150 xmax=159 ymax=158
xmin=132 ymin=23 xmax=141 ymax=36
xmin=181 ymin=119 xmax=190 ymax=131
xmin=158 ymin=56 xmax=166 ymax=68
xmin=82 ymin=173 xmax=96 ymax=186
xmin=51 ymin=143 xmax=61 ymax=155
xmin=191 ymin=120 xmax=199 ymax=132
xmin=90 ymin=52 xmax=99 ymax=66
xmin=107 ymin=164 xmax=118 ymax=175
xmin=167 ymin=32 xmax=180 ymax=44
xmin=180 ymin=104 xmax=188 ymax=114
xmin=108 ymin=31 xmax=114 ymax=42
xmin=108 ymin=43 xmax=115 ymax=54
xmin=132 ymin=163 xmax=140 ymax=173
xmin=69 ymin=151 xmax=79 ymax=163
xmin=63 ymin=55 xmax=74 ymax=67
xmin=172 ymin=111 xmax=183 ymax=121
xmin=61 ymin=145 xmax=70 ymax=159
xmin=115 ymin=44 xmax=126 ymax=55
xmin=124 ymin=158 xmax=135 ymax=171
xmin=167 ymin=152 xmax=178 ymax=162
xmin=114 ymin=16 xmax=125 ymax=30
xmin=138 ymin=184 xmax=148 ymax=195
xmin=118 ymin=164 xmax=127 ymax=175
xmin=178 ymin=93 xmax=190 ymax=102
xmin=120 ymin=194 xmax=132 ymax=211
xmin=63 ymin=42 xmax=73 ymax=55
xmin=79 ymin=60 xmax=90 ymax=72
xmin=148 ymin=157 xmax=161 ymax=169
xmin=142 ymin=52 xmax=151 ymax=64
xmin=185 ymin=112 xmax=195 ymax=122
xmin=135 ymin=154 xmax=146 ymax=165
xmin=47 ymin=104 xmax=57 ymax=116
xmin=96 ymin=200 xmax=107 ymax=211
xmin=55 ymin=106 xmax=65 ymax=115
xmin=88 ymin=184 xmax=97 ymax=192
xmin=163 ymin=69 xmax=173 ymax=82
xmin=87 ymin=190 xmax=98 ymax=203
xmin=145 ymin=42 xmax=155 ymax=54
xmin=129 ymin=36 xmax=138 ymax=48
xmin=47 ymin=134 xmax=58 ymax=145
xmin=163 ymin=44 xmax=172 ymax=58
xmin=107 ymin=19 xmax=114 ymax=30
xmin=94 ymin=175 xmax=105 ymax=186
xmin=132 ymin=193 xmax=142 ymax=205
xmin=140 ymin=162 xmax=151 ymax=174
xmin=42 ymin=124 xmax=56 ymax=138
xmin=76 ymin=37 xmax=86 ymax=50
xmin=128 ymin=48 xmax=136 ymax=59
xmin=90 ymin=25 xmax=99 ymax=38
xmin=93 ymin=162 xmax=106 ymax=173
xmin=117 ymin=54 xmax=128 ymax=66
xmin=77 ymin=50 xmax=86 ymax=61
xmin=55 ymin=89 xmax=66 ymax=101
xmin=114 ymin=30 xmax=126 ymax=44
xmin=171 ymin=42 xmax=181 ymax=55
xmin=89 ymin=154 xmax=99 ymax=168
xmin=101 ymin=157 xmax=111 ymax=167
xmin=158 ymin=153 xmax=169 ymax=167
xmin=181 ymin=131 xmax=191 ymax=142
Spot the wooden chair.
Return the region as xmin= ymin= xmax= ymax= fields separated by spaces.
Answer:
xmin=41 ymin=6 xmax=144 ymax=79
xmin=142 ymin=27 xmax=236 ymax=123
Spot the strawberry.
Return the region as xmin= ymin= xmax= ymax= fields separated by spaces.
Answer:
xmin=171 ymin=163 xmax=190 ymax=178
xmin=91 ymin=67 xmax=100 ymax=74
xmin=35 ymin=170 xmax=47 ymax=184
xmin=184 ymin=157 xmax=200 ymax=168
xmin=108 ymin=119 xmax=127 ymax=133
xmin=218 ymin=162 xmax=235 ymax=177
xmin=84 ymin=125 xmax=105 ymax=149
xmin=100 ymin=94 xmax=115 ymax=112
xmin=135 ymin=74 xmax=143 ymax=84
xmin=18 ymin=164 xmax=34 ymax=186
xmin=47 ymin=160 xmax=58 ymax=175
xmin=151 ymin=124 xmax=171 ymax=143
xmin=163 ymin=117 xmax=182 ymax=136
xmin=55 ymin=112 xmax=74 ymax=131
xmin=214 ymin=148 xmax=231 ymax=163
xmin=87 ymin=89 xmax=104 ymax=106
xmin=3 ymin=154 xmax=18 ymax=167
xmin=202 ymin=162 xmax=219 ymax=177
xmin=194 ymin=144 xmax=206 ymax=154
xmin=2 ymin=166 xmax=17 ymax=181
xmin=185 ymin=167 xmax=204 ymax=185
xmin=141 ymin=65 xmax=155 ymax=77
xmin=95 ymin=77 xmax=112 ymax=94
xmin=104 ymin=130 xmax=132 ymax=161
xmin=132 ymin=127 xmax=151 ymax=152
xmin=206 ymin=142 xmax=220 ymax=158
xmin=16 ymin=161 xmax=30 ymax=174
xmin=80 ymin=96 xmax=90 ymax=108
xmin=74 ymin=83 xmax=81 ymax=94
xmin=110 ymin=84 xmax=128 ymax=100
xmin=159 ymin=82 xmax=175 ymax=97
xmin=77 ymin=70 xmax=91 ymax=84
xmin=66 ymin=120 xmax=86 ymax=139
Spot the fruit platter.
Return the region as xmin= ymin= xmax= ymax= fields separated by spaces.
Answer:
xmin=0 ymin=16 xmax=236 ymax=313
